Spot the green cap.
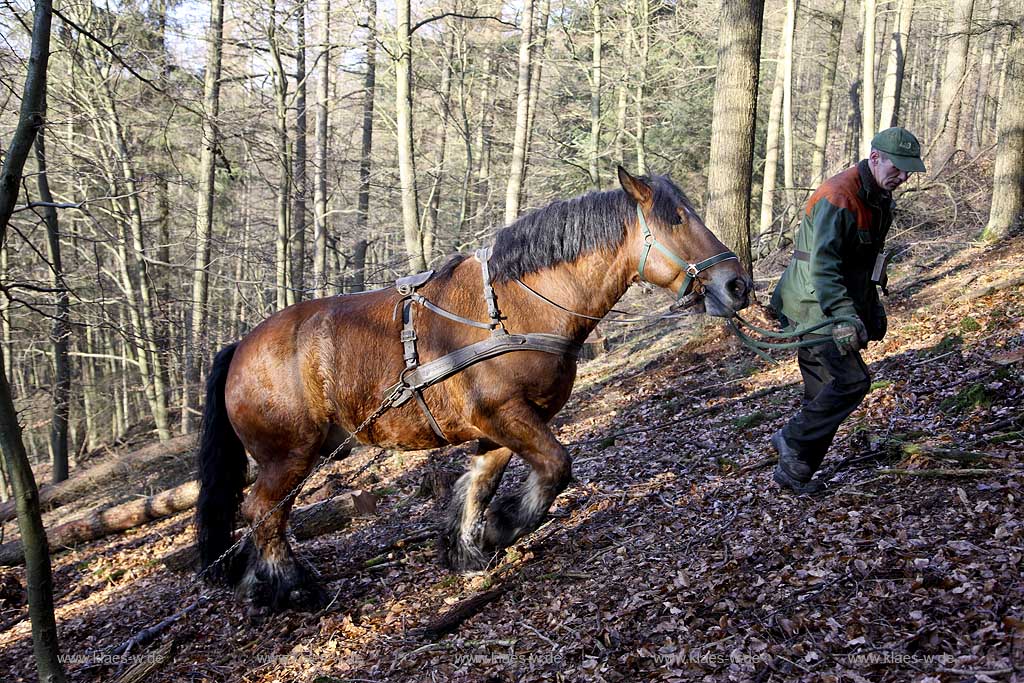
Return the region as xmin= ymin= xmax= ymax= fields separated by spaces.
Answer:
xmin=870 ymin=127 xmax=926 ymax=173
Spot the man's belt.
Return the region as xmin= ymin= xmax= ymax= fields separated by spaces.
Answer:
xmin=792 ymin=249 xmax=810 ymax=262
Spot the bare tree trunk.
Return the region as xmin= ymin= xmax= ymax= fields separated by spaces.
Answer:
xmin=981 ymin=18 xmax=1023 ymax=241
xmin=101 ymin=91 xmax=171 ymax=441
xmin=810 ymin=0 xmax=846 ymax=186
xmin=396 ymin=0 xmax=425 ymax=272
xmin=614 ymin=0 xmax=633 ymax=167
xmin=422 ymin=32 xmax=455 ymax=263
xmin=878 ymin=0 xmax=914 ymax=129
xmin=185 ymin=0 xmax=225 ymax=434
xmin=0 ymin=0 xmax=68 ymax=676
xmin=782 ymin=0 xmax=799 ymax=231
xmin=635 ymin=0 xmax=650 ymax=175
xmin=588 ymin=0 xmax=602 ymax=190
xmin=471 ymin=50 xmax=496 ymax=232
xmin=860 ymin=0 xmax=877 ymax=156
xmin=0 ymin=242 xmax=9 ymax=384
xmin=455 ymin=27 xmax=474 ymax=238
xmin=270 ymin=0 xmax=292 ymax=308
xmin=931 ymin=0 xmax=976 ymax=174
xmin=706 ymin=0 xmax=765 ymax=273
xmin=523 ymin=0 xmax=551 ymax=208
xmin=504 ymin=0 xmax=536 ymax=224
xmin=35 ymin=126 xmax=70 ymax=483
xmin=313 ymin=0 xmax=331 ymax=297
xmin=290 ymin=0 xmax=308 ymax=304
xmin=353 ymin=0 xmax=377 ymax=292
xmin=972 ymin=0 xmax=1001 ymax=151
xmin=758 ymin=22 xmax=787 ymax=240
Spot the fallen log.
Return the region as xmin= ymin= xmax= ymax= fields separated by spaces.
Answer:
xmin=161 ymin=489 xmax=377 ymax=572
xmin=0 ymin=434 xmax=194 ymax=524
xmin=0 ymin=466 xmax=255 ymax=566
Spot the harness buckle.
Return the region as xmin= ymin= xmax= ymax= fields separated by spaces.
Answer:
xmin=643 ymin=233 xmax=654 ymax=245
xmin=400 ymin=330 xmax=417 ymax=343
xmin=686 ymin=264 xmax=699 ymax=277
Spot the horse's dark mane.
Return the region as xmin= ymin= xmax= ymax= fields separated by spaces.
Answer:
xmin=435 ymin=253 xmax=469 ymax=281
xmin=488 ymin=175 xmax=692 ymax=282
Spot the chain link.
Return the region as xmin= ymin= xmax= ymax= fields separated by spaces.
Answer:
xmin=196 ymin=391 xmax=399 ymax=582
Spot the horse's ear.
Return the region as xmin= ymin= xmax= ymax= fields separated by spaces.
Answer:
xmin=617 ymin=166 xmax=653 ymax=206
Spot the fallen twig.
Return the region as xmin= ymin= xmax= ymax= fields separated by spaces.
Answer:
xmin=414 ymin=586 xmax=508 ymax=639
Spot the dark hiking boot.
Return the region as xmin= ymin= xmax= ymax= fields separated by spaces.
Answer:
xmin=773 ymin=464 xmax=828 ymax=495
xmin=771 ymin=429 xmax=812 ymax=481
xmin=771 ymin=430 xmax=826 ymax=494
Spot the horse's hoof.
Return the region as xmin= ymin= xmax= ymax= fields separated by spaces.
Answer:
xmin=239 ymin=558 xmax=325 ymax=612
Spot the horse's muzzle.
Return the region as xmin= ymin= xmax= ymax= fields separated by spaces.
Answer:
xmin=704 ymin=275 xmax=752 ymax=318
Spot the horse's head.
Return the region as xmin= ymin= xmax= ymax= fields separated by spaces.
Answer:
xmin=618 ymin=167 xmax=752 ymax=317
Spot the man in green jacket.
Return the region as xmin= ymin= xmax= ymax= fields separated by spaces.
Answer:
xmin=769 ymin=127 xmax=925 ymax=494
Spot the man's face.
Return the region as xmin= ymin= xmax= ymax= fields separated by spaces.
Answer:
xmin=870 ymin=151 xmax=911 ymax=192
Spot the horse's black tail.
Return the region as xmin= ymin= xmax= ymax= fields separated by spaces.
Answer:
xmin=195 ymin=342 xmax=246 ymax=582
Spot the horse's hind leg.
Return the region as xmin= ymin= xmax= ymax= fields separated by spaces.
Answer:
xmin=238 ymin=448 xmax=325 ymax=611
xmin=443 ymin=440 xmax=513 ymax=572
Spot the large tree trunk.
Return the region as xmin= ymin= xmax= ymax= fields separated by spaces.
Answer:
xmin=313 ymin=0 xmax=331 ymax=297
xmin=352 ymin=0 xmax=377 ymax=293
xmin=981 ymin=18 xmax=1023 ymax=241
xmin=504 ymin=0 xmax=536 ymax=224
xmin=185 ymin=0 xmax=225 ymax=435
xmin=290 ymin=0 xmax=308 ymax=306
xmin=931 ymin=0 xmax=976 ymax=174
xmin=588 ymin=0 xmax=602 ymax=190
xmin=878 ymin=0 xmax=914 ymax=129
xmin=0 ymin=0 xmax=68 ymax=677
xmin=860 ymin=0 xmax=877 ymax=156
xmin=705 ymin=0 xmax=765 ymax=274
xmin=810 ymin=0 xmax=846 ymax=186
xmin=396 ymin=0 xmax=425 ymax=272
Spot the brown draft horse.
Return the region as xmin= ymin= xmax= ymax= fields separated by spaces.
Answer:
xmin=195 ymin=168 xmax=752 ymax=610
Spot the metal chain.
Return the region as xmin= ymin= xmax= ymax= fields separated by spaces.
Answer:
xmin=196 ymin=390 xmax=400 ymax=581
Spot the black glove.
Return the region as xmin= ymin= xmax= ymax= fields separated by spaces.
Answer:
xmin=869 ymin=303 xmax=887 ymax=341
xmin=833 ymin=318 xmax=868 ymax=355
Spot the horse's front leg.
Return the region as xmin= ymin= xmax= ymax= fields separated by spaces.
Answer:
xmin=459 ymin=404 xmax=572 ymax=568
xmin=443 ymin=440 xmax=513 ymax=572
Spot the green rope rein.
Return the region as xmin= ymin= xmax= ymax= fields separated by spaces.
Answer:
xmin=727 ymin=314 xmax=863 ymax=363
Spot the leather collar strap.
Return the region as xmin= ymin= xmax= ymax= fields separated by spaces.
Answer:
xmin=635 ymin=203 xmax=738 ymax=299
xmin=475 ymin=247 xmax=506 ymax=335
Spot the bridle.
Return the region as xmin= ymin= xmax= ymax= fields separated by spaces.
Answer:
xmin=635 ymin=203 xmax=738 ymax=300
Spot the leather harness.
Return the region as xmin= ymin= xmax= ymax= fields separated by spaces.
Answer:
xmin=384 ymin=247 xmax=580 ymax=442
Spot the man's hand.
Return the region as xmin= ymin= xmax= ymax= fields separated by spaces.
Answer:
xmin=833 ymin=319 xmax=868 ymax=355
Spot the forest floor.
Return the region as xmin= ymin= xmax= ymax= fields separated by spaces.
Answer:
xmin=0 ymin=225 xmax=1022 ymax=683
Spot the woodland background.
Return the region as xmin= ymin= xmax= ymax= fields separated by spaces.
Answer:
xmin=1 ymin=0 xmax=1023 ymax=680
xmin=1 ymin=0 xmax=1021 ymax=485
